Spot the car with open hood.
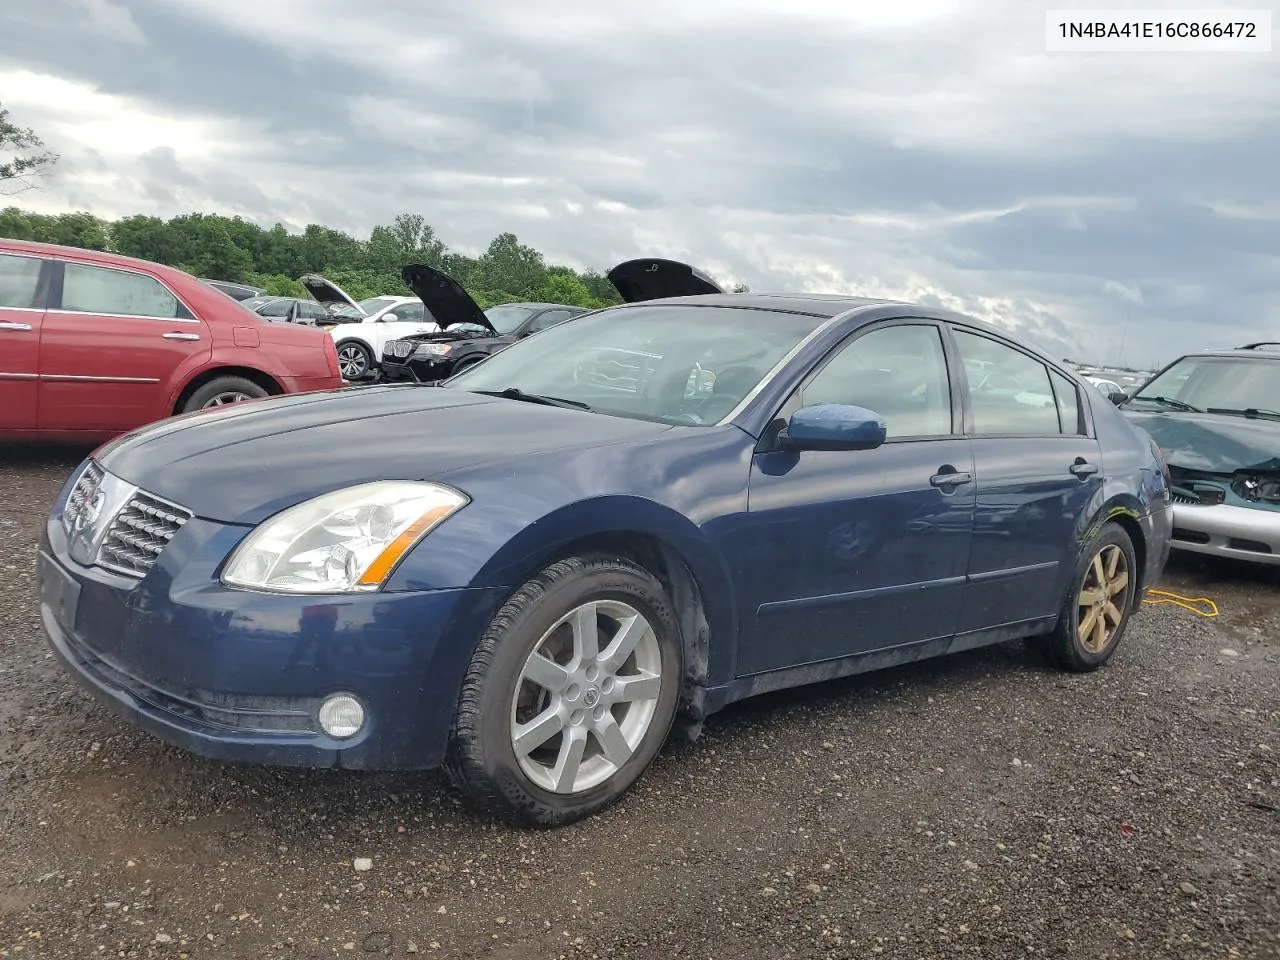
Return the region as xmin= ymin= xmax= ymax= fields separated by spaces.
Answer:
xmin=300 ymin=274 xmax=441 ymax=380
xmin=1118 ymin=342 xmax=1280 ymax=565
xmin=380 ymin=262 xmax=652 ymax=381
xmin=37 ymin=257 xmax=1172 ymax=826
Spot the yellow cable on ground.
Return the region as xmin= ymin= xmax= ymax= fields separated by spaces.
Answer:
xmin=1143 ymin=589 xmax=1219 ymax=617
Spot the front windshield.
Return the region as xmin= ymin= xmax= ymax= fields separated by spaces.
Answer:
xmin=483 ymin=304 xmax=537 ymax=334
xmin=1132 ymin=356 xmax=1280 ymax=414
xmin=333 ymin=296 xmax=395 ymax=319
xmin=443 ymin=304 xmax=827 ymax=425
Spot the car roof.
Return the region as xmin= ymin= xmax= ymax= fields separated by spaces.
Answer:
xmin=1178 ymin=343 xmax=1280 ymax=360
xmin=489 ymin=301 xmax=585 ymax=310
xmin=0 ymin=237 xmax=186 ymax=276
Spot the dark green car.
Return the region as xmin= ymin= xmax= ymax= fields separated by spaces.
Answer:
xmin=1119 ymin=342 xmax=1280 ymax=565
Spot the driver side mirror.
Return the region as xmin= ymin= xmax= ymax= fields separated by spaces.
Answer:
xmin=780 ymin=403 xmax=887 ymax=452
xmin=380 ymin=313 xmax=398 ymax=322
xmin=1109 ymin=390 xmax=1128 ymax=405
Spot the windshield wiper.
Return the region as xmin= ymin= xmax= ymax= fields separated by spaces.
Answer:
xmin=1133 ymin=395 xmax=1202 ymax=413
xmin=1207 ymin=407 xmax=1280 ymax=421
xmin=475 ymin=388 xmax=593 ymax=412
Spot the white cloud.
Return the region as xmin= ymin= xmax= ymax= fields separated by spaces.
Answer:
xmin=65 ymin=0 xmax=146 ymax=44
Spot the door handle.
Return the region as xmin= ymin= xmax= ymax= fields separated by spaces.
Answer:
xmin=0 ymin=322 xmax=33 ymax=331
xmin=163 ymin=332 xmax=201 ymax=341
xmin=1069 ymin=460 xmax=1100 ymax=478
xmin=930 ymin=470 xmax=973 ymax=488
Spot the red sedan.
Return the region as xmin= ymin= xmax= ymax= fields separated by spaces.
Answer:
xmin=0 ymin=239 xmax=345 ymax=442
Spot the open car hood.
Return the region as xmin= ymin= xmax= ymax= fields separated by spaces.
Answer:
xmin=300 ymin=274 xmax=361 ymax=312
xmin=606 ymin=258 xmax=723 ymax=303
xmin=401 ymin=264 xmax=497 ymax=334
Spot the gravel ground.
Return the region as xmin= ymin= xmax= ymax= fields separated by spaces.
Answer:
xmin=1 ymin=444 xmax=1277 ymax=960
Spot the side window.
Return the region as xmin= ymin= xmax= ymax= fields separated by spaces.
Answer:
xmin=386 ymin=302 xmax=424 ymax=323
xmin=61 ymin=263 xmax=180 ymax=319
xmin=527 ymin=309 xmax=572 ymax=333
xmin=259 ymin=300 xmax=292 ymax=317
xmin=800 ymin=324 xmax=952 ymax=439
xmin=953 ymin=329 xmax=1060 ymax=435
xmin=1049 ymin=369 xmax=1083 ymax=435
xmin=0 ymin=254 xmax=44 ymax=309
xmin=302 ymin=301 xmax=328 ymax=320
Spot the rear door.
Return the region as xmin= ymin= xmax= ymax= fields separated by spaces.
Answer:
xmin=0 ymin=252 xmax=51 ymax=430
xmin=38 ymin=260 xmax=212 ymax=432
xmin=949 ymin=326 xmax=1104 ymax=630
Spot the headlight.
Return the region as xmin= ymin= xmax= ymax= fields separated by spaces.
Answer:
xmin=221 ymin=481 xmax=468 ymax=593
xmin=415 ymin=343 xmax=453 ymax=357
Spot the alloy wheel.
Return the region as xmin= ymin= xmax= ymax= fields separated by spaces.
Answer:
xmin=509 ymin=599 xmax=663 ymax=794
xmin=1077 ymin=543 xmax=1130 ymax=654
xmin=338 ymin=344 xmax=368 ymax=379
xmin=201 ymin=391 xmax=252 ymax=408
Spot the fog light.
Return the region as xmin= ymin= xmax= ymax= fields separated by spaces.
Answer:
xmin=318 ymin=694 xmax=365 ymax=739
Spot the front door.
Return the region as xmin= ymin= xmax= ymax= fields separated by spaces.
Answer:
xmin=949 ymin=327 xmax=1105 ymax=631
xmin=373 ymin=302 xmax=438 ymax=354
xmin=732 ymin=321 xmax=976 ymax=677
xmin=0 ymin=252 xmax=50 ymax=430
xmin=38 ymin=260 xmax=211 ymax=432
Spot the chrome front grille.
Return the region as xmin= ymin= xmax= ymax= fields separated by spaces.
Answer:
xmin=385 ymin=339 xmax=414 ymax=359
xmin=97 ymin=491 xmax=192 ymax=578
xmin=62 ymin=460 xmax=105 ymax=537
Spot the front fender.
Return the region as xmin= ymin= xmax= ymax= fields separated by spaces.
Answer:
xmin=387 ymin=494 xmax=740 ymax=661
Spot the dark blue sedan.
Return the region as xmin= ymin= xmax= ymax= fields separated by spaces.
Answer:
xmin=38 ymin=258 xmax=1173 ymax=825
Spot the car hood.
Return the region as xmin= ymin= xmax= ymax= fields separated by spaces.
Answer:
xmin=95 ymin=386 xmax=673 ymax=525
xmin=300 ymin=273 xmax=361 ymax=312
xmin=401 ymin=264 xmax=497 ymax=334
xmin=606 ymin=258 xmax=723 ymax=303
xmin=1122 ymin=408 xmax=1280 ymax=474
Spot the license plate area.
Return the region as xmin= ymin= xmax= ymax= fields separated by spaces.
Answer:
xmin=38 ymin=551 xmax=82 ymax=634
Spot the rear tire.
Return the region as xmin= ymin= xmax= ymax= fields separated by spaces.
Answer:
xmin=1044 ymin=522 xmax=1139 ymax=672
xmin=444 ymin=554 xmax=683 ymax=826
xmin=181 ymin=376 xmax=268 ymax=413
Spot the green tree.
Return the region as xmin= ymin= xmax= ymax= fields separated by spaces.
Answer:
xmin=110 ymin=215 xmax=172 ymax=262
xmin=477 ymin=232 xmax=546 ymax=299
xmin=0 ymin=104 xmax=58 ymax=192
xmin=0 ymin=203 xmax=655 ymax=313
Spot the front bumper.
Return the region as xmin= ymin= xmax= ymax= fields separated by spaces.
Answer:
xmin=379 ymin=356 xmax=454 ymax=383
xmin=38 ymin=516 xmax=506 ymax=769
xmin=1168 ymin=500 xmax=1280 ymax=565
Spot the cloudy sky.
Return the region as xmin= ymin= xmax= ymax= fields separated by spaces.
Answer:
xmin=2 ymin=0 xmax=1277 ymax=368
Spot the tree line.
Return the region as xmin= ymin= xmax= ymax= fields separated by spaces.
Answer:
xmin=0 ymin=207 xmax=627 ymax=309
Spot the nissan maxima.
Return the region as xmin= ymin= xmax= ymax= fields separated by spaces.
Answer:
xmin=38 ymin=259 xmax=1173 ymax=825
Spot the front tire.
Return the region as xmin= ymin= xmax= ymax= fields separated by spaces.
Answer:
xmin=335 ymin=340 xmax=372 ymax=380
xmin=1045 ymin=522 xmax=1139 ymax=672
xmin=445 ymin=554 xmax=683 ymax=826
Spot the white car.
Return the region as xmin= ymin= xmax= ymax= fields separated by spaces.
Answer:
xmin=1084 ymin=376 xmax=1127 ymax=401
xmin=301 ymin=274 xmax=442 ymax=380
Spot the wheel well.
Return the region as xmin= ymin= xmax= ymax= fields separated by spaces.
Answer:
xmin=543 ymin=532 xmax=712 ymax=723
xmin=1109 ymin=512 xmax=1147 ymax=596
xmin=174 ymin=367 xmax=283 ymax=414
